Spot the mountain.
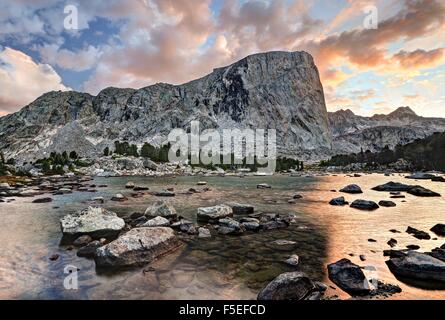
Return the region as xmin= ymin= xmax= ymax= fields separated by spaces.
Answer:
xmin=328 ymin=107 xmax=445 ymax=154
xmin=0 ymin=51 xmax=332 ymax=163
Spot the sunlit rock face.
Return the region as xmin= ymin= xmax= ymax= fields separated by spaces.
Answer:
xmin=328 ymin=107 xmax=445 ymax=154
xmin=0 ymin=51 xmax=332 ymax=162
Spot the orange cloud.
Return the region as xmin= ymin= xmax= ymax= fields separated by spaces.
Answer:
xmin=392 ymin=48 xmax=445 ymax=69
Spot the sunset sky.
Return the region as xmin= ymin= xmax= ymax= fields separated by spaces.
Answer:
xmin=0 ymin=0 xmax=444 ymax=117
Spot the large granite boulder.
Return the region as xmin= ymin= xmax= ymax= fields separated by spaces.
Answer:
xmin=327 ymin=258 xmax=370 ymax=296
xmin=144 ymin=200 xmax=177 ymax=218
xmin=340 ymin=184 xmax=363 ymax=194
xmin=372 ymin=181 xmax=413 ymax=192
xmin=197 ymin=205 xmax=232 ymax=222
xmin=386 ymin=251 xmax=445 ymax=285
xmin=95 ymin=227 xmax=181 ymax=267
xmin=60 ymin=207 xmax=125 ymax=242
xmin=257 ymin=272 xmax=325 ymax=300
xmin=350 ymin=199 xmax=379 ymax=211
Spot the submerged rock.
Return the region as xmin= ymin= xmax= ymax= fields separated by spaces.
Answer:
xmin=379 ymin=200 xmax=396 ymax=207
xmin=32 ymin=197 xmax=53 ymax=203
xmin=387 ymin=238 xmax=398 ymax=248
xmin=372 ymin=181 xmax=412 ymax=192
xmin=285 ymin=254 xmax=300 ymax=267
xmin=386 ymin=251 xmax=445 ymax=285
xmin=153 ymin=190 xmax=175 ymax=197
xmin=407 ymin=186 xmax=441 ymax=197
xmin=77 ymin=240 xmax=102 ymax=258
xmin=145 ymin=201 xmax=177 ymax=218
xmin=329 ymin=196 xmax=348 ymax=206
xmin=327 ymin=259 xmax=370 ymax=296
xmin=406 ymin=172 xmax=436 ymax=180
xmin=350 ymin=199 xmax=379 ymax=211
xmin=431 ymin=224 xmax=445 ymax=236
xmin=73 ymin=235 xmax=93 ymax=247
xmin=197 ymin=205 xmax=232 ymax=222
xmin=257 ymin=272 xmax=323 ymax=300
xmin=218 ymin=218 xmax=245 ymax=235
xmin=340 ymin=184 xmax=363 ymax=194
xmin=60 ymin=207 xmax=125 ymax=242
xmin=406 ymin=226 xmax=431 ymax=240
xmin=257 ymin=183 xmax=272 ymax=189
xmin=95 ymin=227 xmax=181 ymax=268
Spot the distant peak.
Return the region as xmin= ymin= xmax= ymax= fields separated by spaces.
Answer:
xmin=333 ymin=109 xmax=356 ymax=116
xmin=388 ymin=106 xmax=417 ymax=117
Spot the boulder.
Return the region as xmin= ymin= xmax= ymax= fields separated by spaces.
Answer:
xmin=372 ymin=181 xmax=412 ymax=192
xmin=407 ymin=186 xmax=440 ymax=197
xmin=230 ymin=203 xmax=255 ymax=215
xmin=60 ymin=207 xmax=125 ymax=242
xmin=197 ymin=181 xmax=207 ymax=186
xmin=197 ymin=205 xmax=232 ymax=222
xmin=431 ymin=176 xmax=445 ymax=182
xmin=269 ymin=240 xmax=297 ymax=251
xmin=91 ymin=197 xmax=105 ymax=204
xmin=218 ymin=218 xmax=245 ymax=235
xmin=428 ymin=248 xmax=445 ymax=262
xmin=133 ymin=186 xmax=149 ymax=191
xmin=73 ymin=235 xmax=93 ymax=247
xmin=406 ymin=226 xmax=431 ymax=240
xmin=0 ymin=183 xmax=11 ymax=190
xmin=406 ymin=172 xmax=436 ymax=180
xmin=257 ymin=272 xmax=322 ymax=300
xmin=32 ymin=197 xmax=53 ymax=203
xmin=139 ymin=216 xmax=170 ymax=227
xmin=431 ymin=224 xmax=445 ymax=237
xmin=198 ymin=227 xmax=211 ymax=238
xmin=111 ymin=193 xmax=128 ymax=202
xmin=387 ymin=238 xmax=398 ymax=248
xmin=257 ymin=183 xmax=272 ymax=189
xmin=329 ymin=196 xmax=348 ymax=206
xmin=327 ymin=258 xmax=370 ymax=296
xmin=379 ymin=200 xmax=396 ymax=207
xmin=386 ymin=251 xmax=445 ymax=284
xmin=95 ymin=227 xmax=181 ymax=267
xmin=285 ymin=254 xmax=300 ymax=267
xmin=153 ymin=190 xmax=175 ymax=197
xmin=350 ymin=199 xmax=379 ymax=211
xmin=340 ymin=184 xmax=363 ymax=194
xmin=145 ymin=201 xmax=177 ymax=218
xmin=142 ymin=158 xmax=158 ymax=170
xmin=77 ymin=240 xmax=102 ymax=258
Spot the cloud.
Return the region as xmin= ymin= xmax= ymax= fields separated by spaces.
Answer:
xmin=392 ymin=48 xmax=445 ymax=69
xmin=38 ymin=44 xmax=103 ymax=71
xmin=0 ymin=47 xmax=69 ymax=114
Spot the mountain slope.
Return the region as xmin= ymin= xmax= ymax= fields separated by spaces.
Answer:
xmin=328 ymin=107 xmax=445 ymax=154
xmin=0 ymin=51 xmax=332 ymax=163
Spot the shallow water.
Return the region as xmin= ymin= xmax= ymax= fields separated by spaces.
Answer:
xmin=0 ymin=174 xmax=444 ymax=300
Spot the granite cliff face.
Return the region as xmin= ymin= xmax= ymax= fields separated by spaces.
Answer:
xmin=0 ymin=51 xmax=332 ymax=162
xmin=328 ymin=107 xmax=445 ymax=154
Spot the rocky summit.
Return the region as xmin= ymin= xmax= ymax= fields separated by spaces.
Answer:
xmin=0 ymin=51 xmax=332 ymax=162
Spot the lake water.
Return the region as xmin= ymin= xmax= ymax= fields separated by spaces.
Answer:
xmin=0 ymin=174 xmax=444 ymax=300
